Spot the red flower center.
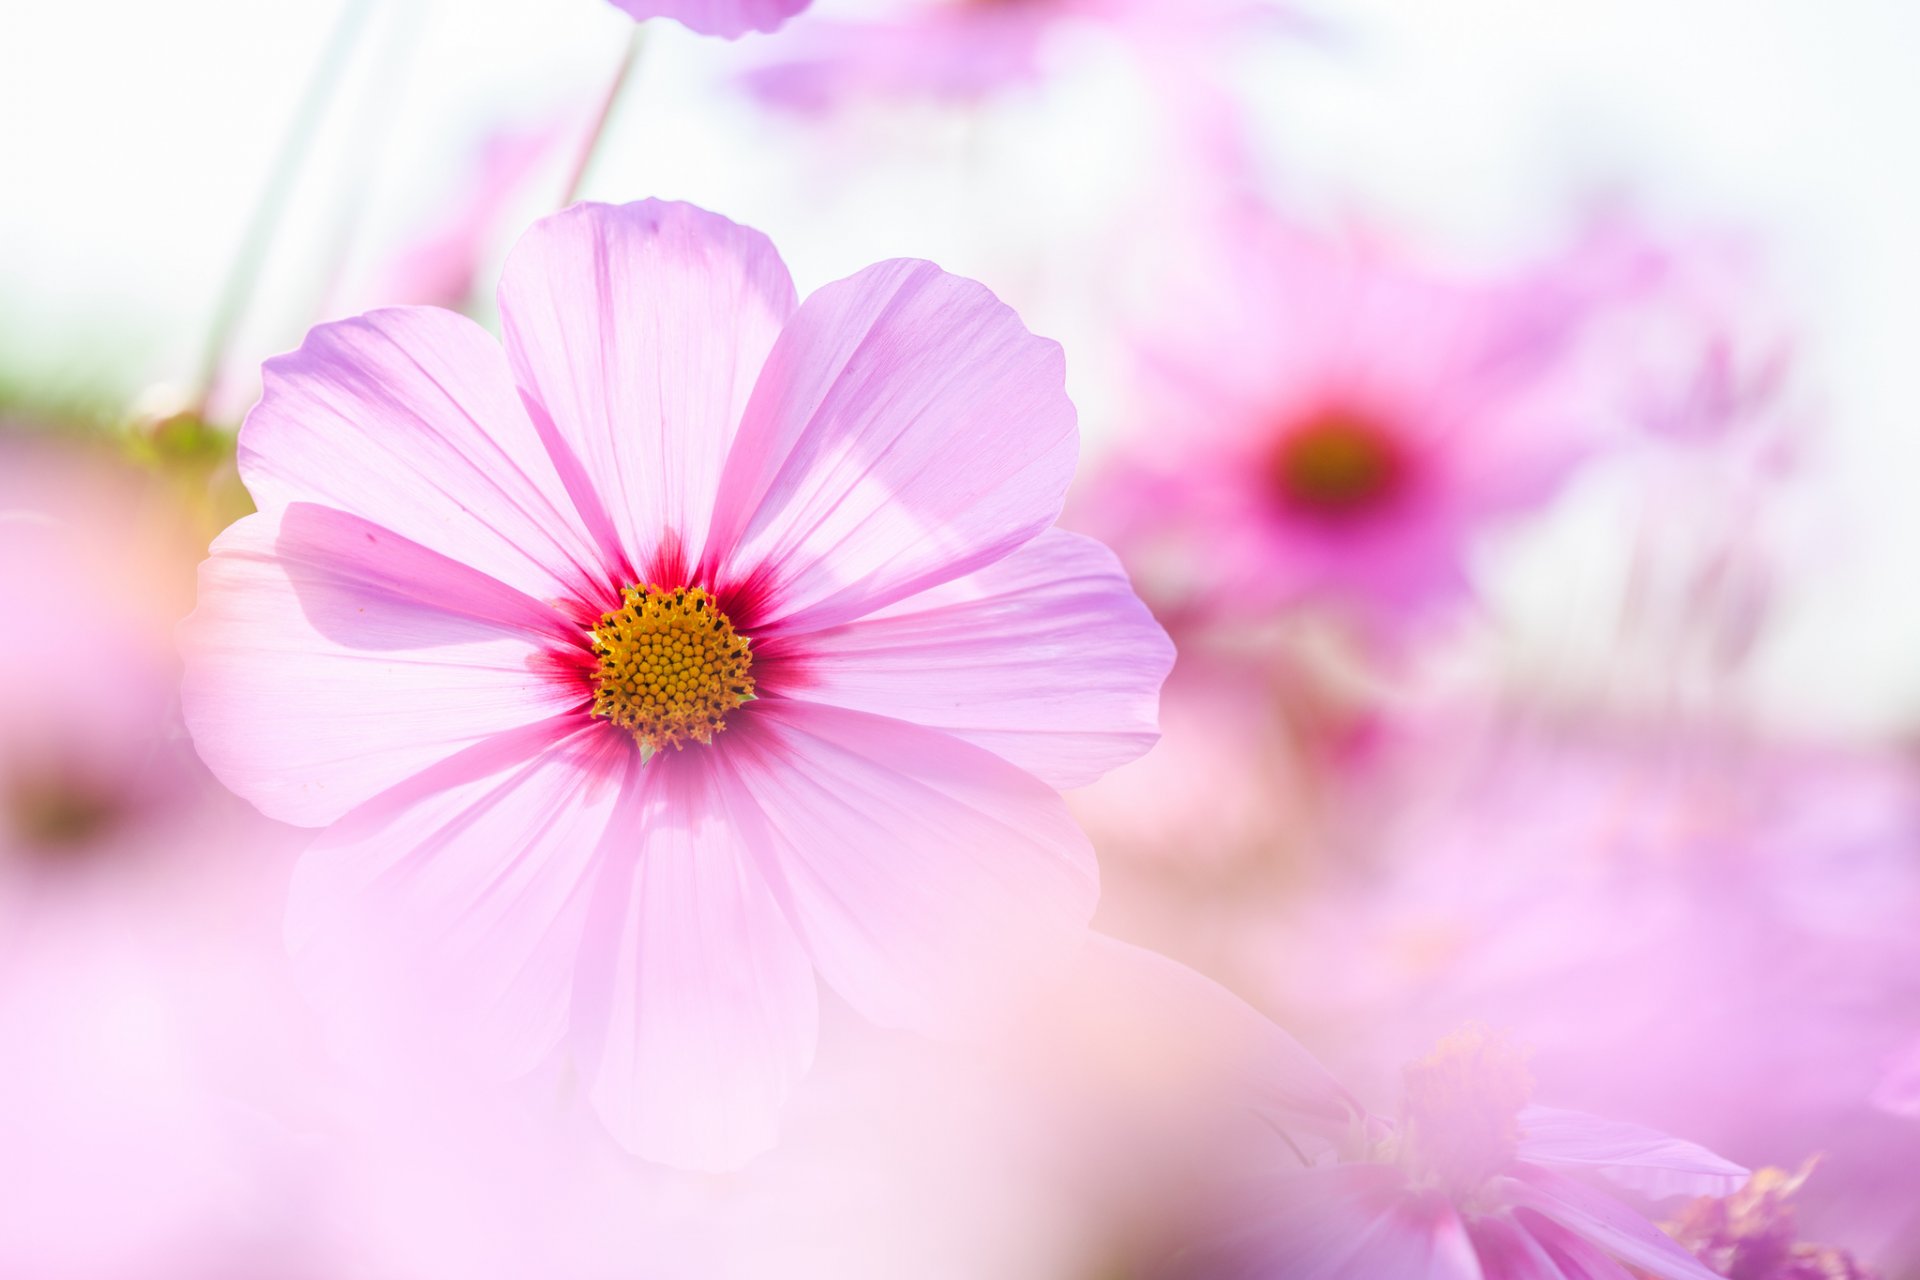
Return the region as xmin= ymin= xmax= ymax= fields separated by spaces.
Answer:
xmin=1270 ymin=412 xmax=1406 ymax=519
xmin=588 ymin=585 xmax=755 ymax=758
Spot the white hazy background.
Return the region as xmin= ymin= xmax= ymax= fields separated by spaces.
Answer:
xmin=3 ymin=0 xmax=1917 ymax=733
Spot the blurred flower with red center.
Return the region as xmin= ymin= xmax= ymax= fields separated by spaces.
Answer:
xmin=1178 ymin=1024 xmax=1744 ymax=1279
xmin=1077 ymin=207 xmax=1663 ymax=636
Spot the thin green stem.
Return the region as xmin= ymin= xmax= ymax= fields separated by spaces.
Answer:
xmin=191 ymin=0 xmax=375 ymax=418
xmin=562 ymin=25 xmax=649 ymax=208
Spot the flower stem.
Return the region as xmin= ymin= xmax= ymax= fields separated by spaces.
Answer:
xmin=561 ymin=25 xmax=649 ymax=208
xmin=192 ymin=0 xmax=376 ymax=420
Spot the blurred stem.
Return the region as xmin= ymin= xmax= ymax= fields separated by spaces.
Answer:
xmin=192 ymin=0 xmax=376 ymax=420
xmin=308 ymin=0 xmax=427 ymax=321
xmin=562 ymin=26 xmax=648 ymax=207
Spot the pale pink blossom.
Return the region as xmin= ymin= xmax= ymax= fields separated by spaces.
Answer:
xmin=609 ymin=0 xmax=812 ymax=38
xmin=373 ymin=115 xmax=578 ymax=313
xmin=180 ymin=198 xmax=1173 ymax=1171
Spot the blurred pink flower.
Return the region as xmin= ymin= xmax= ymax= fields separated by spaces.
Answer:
xmin=0 ymin=438 xmax=332 ymax=1279
xmin=180 ymin=198 xmax=1173 ymax=1171
xmin=743 ymin=0 xmax=1289 ymax=110
xmin=373 ymin=116 xmax=577 ymax=313
xmin=1077 ymin=209 xmax=1655 ymax=632
xmin=0 ymin=445 xmax=190 ymax=872
xmin=608 ymin=0 xmax=812 ymax=38
xmin=1871 ymin=1037 xmax=1920 ymax=1120
xmin=1251 ymin=722 xmax=1920 ymax=1269
xmin=1187 ymin=1025 xmax=1742 ymax=1279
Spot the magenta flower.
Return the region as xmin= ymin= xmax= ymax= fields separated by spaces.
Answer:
xmin=180 ymin=198 xmax=1173 ymax=1170
xmin=1191 ymin=1026 xmax=1745 ymax=1279
xmin=743 ymin=0 xmax=1287 ymax=110
xmin=608 ymin=0 xmax=812 ymax=38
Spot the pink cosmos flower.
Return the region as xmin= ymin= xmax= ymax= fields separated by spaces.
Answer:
xmin=609 ymin=0 xmax=812 ymax=38
xmin=1183 ymin=1025 xmax=1746 ymax=1280
xmin=1076 ymin=207 xmax=1655 ymax=631
xmin=180 ymin=197 xmax=1173 ymax=1171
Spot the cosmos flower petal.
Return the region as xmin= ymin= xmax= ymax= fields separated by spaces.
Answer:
xmin=1516 ymin=1106 xmax=1749 ymax=1202
xmin=1466 ymin=1214 xmax=1571 ymax=1280
xmin=606 ymin=0 xmax=811 ymax=38
xmin=180 ymin=505 xmax=585 ymax=827
xmin=721 ymin=699 xmax=1097 ymax=1035
xmin=569 ymin=752 xmax=818 ymax=1172
xmin=709 ymin=258 xmax=1077 ymax=633
xmin=1206 ymin=1164 xmax=1482 ymax=1279
xmin=498 ymin=200 xmax=798 ymax=581
xmin=778 ymin=529 xmax=1174 ymax=789
xmin=1500 ymin=1165 xmax=1724 ymax=1280
xmin=239 ymin=305 xmax=603 ymax=603
xmin=286 ymin=724 xmax=629 ymax=1083
xmin=1512 ymin=1211 xmax=1641 ymax=1280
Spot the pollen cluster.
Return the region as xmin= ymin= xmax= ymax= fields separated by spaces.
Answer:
xmin=1399 ymin=1023 xmax=1533 ymax=1199
xmin=588 ymin=585 xmax=755 ymax=755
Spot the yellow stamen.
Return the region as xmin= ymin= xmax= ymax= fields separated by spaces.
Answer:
xmin=588 ymin=585 xmax=755 ymax=756
xmin=1399 ymin=1024 xmax=1533 ymax=1198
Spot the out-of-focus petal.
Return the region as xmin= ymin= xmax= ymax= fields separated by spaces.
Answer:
xmin=498 ymin=200 xmax=797 ymax=583
xmin=1499 ymin=1165 xmax=1723 ymax=1280
xmin=180 ymin=506 xmax=585 ymax=827
xmin=723 ymin=699 xmax=1096 ymax=1035
xmin=1516 ymin=1106 xmax=1748 ymax=1202
xmin=238 ymin=306 xmax=605 ymax=603
xmin=286 ymin=724 xmax=628 ymax=1082
xmin=710 ymin=258 xmax=1077 ymax=633
xmin=606 ymin=0 xmax=811 ymax=39
xmin=569 ymin=750 xmax=817 ymax=1172
xmin=1200 ymin=1164 xmax=1482 ymax=1279
xmin=778 ymin=529 xmax=1173 ymax=789
xmin=1514 ymin=1210 xmax=1642 ymax=1280
xmin=1467 ymin=1213 xmax=1570 ymax=1280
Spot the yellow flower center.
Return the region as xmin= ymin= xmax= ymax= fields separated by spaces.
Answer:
xmin=1399 ymin=1024 xmax=1533 ymax=1200
xmin=588 ymin=585 xmax=755 ymax=756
